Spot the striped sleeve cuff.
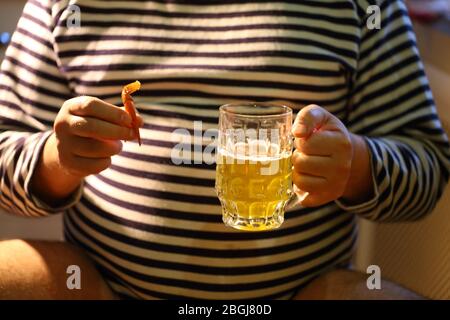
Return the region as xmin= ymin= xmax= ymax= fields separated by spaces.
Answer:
xmin=23 ymin=131 xmax=83 ymax=215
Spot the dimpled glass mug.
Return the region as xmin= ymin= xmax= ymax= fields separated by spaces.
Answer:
xmin=215 ymin=102 xmax=305 ymax=231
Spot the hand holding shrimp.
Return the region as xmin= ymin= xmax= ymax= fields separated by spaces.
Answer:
xmin=30 ymin=96 xmax=143 ymax=205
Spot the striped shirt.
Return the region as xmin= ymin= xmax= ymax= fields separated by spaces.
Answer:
xmin=0 ymin=0 xmax=449 ymax=299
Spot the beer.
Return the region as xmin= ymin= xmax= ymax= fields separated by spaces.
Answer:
xmin=216 ymin=145 xmax=293 ymax=231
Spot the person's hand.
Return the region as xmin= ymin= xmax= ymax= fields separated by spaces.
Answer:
xmin=51 ymin=96 xmax=142 ymax=177
xmin=291 ymin=104 xmax=353 ymax=207
xmin=31 ymin=96 xmax=143 ymax=205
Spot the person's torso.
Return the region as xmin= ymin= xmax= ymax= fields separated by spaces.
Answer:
xmin=51 ymin=0 xmax=360 ymax=299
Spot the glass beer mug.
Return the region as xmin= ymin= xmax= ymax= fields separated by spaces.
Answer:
xmin=216 ymin=102 xmax=301 ymax=231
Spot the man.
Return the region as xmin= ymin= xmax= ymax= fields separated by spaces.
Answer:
xmin=0 ymin=0 xmax=448 ymax=299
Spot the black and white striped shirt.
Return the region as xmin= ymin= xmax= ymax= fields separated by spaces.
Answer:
xmin=0 ymin=0 xmax=449 ymax=299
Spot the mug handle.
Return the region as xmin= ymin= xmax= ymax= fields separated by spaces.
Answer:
xmin=286 ymin=132 xmax=309 ymax=209
xmin=286 ymin=184 xmax=309 ymax=210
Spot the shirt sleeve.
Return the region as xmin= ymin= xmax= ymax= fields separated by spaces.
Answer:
xmin=335 ymin=0 xmax=450 ymax=221
xmin=0 ymin=0 xmax=82 ymax=217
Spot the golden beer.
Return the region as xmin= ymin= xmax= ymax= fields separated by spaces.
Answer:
xmin=216 ymin=147 xmax=293 ymax=231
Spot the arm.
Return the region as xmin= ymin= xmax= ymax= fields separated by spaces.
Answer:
xmin=339 ymin=0 xmax=450 ymax=221
xmin=292 ymin=0 xmax=450 ymax=222
xmin=30 ymin=133 xmax=84 ymax=207
xmin=0 ymin=0 xmax=77 ymax=216
xmin=1 ymin=1 xmax=138 ymax=211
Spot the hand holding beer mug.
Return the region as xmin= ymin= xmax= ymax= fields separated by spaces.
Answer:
xmin=215 ymin=103 xmax=307 ymax=231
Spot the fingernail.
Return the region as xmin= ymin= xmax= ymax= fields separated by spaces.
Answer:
xmin=293 ymin=124 xmax=310 ymax=137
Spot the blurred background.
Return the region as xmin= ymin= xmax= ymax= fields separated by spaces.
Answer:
xmin=0 ymin=0 xmax=449 ymax=299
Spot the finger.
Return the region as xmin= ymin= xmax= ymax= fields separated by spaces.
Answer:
xmin=295 ymin=131 xmax=349 ymax=156
xmin=70 ymin=96 xmax=132 ymax=127
xmin=300 ymin=193 xmax=333 ymax=207
xmin=292 ymin=105 xmax=328 ymax=139
xmin=120 ymin=106 xmax=144 ymax=128
xmin=292 ymin=151 xmax=333 ymax=177
xmin=292 ymin=171 xmax=328 ymax=193
xmin=69 ymin=136 xmax=123 ymax=158
xmin=69 ymin=115 xmax=135 ymax=141
xmin=66 ymin=156 xmax=112 ymax=176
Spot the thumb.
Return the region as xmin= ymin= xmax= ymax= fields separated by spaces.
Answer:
xmin=292 ymin=104 xmax=328 ymax=139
